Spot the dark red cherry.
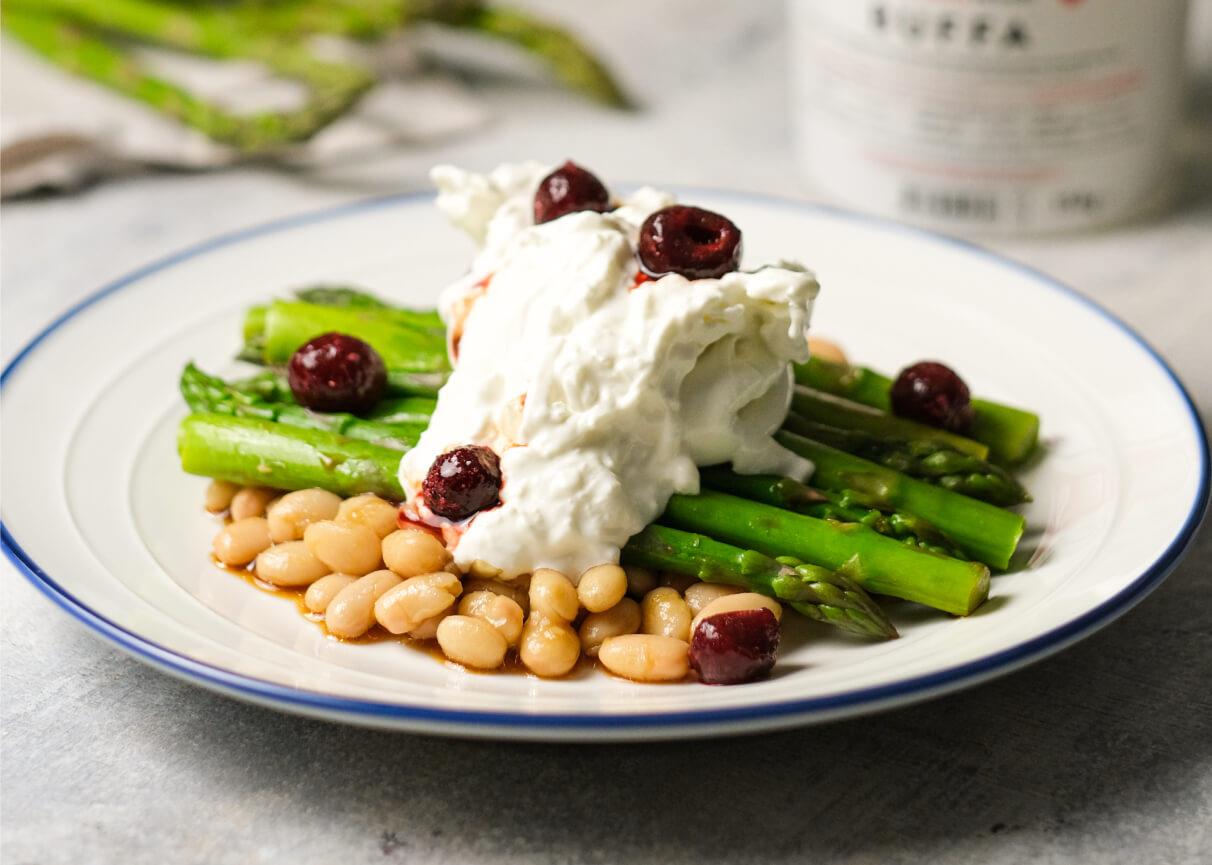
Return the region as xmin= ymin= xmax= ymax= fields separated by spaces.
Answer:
xmin=533 ymin=161 xmax=611 ymax=224
xmin=422 ymin=446 xmax=502 ymax=521
xmin=637 ymin=205 xmax=742 ymax=280
xmin=890 ymin=361 xmax=975 ymax=433
xmin=287 ymin=332 xmax=386 ymax=415
xmin=689 ymin=608 xmax=780 ymax=685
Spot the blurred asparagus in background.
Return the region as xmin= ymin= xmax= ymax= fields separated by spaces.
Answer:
xmin=1 ymin=0 xmax=629 ymax=154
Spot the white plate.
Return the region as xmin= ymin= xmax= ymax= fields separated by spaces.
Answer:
xmin=2 ymin=191 xmax=1207 ymax=741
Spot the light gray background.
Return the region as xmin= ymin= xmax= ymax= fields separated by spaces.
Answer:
xmin=3 ymin=3 xmax=1210 ymax=863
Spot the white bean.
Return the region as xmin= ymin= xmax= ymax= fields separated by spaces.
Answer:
xmin=577 ymin=564 xmax=627 ymax=613
xmin=381 ymin=528 xmax=451 ymax=578
xmin=463 ymin=577 xmax=530 ymax=615
xmin=408 ymin=610 xmax=451 ymax=641
xmin=437 ymin=615 xmax=509 ymax=670
xmin=230 ymin=487 xmax=277 ymax=521
xmin=204 ymin=479 xmax=239 ymax=513
xmin=267 ymin=488 xmax=341 ymax=543
xmin=304 ymin=574 xmax=357 ymax=613
xmin=336 ymin=494 xmax=399 ymax=539
xmin=659 ymin=571 xmax=697 ymax=594
xmin=690 ymin=592 xmax=782 ymax=637
xmin=529 ymin=568 xmax=579 ymax=622
xmin=254 ymin=541 xmax=329 ymax=587
xmin=683 ymin=582 xmax=743 ymax=616
xmin=519 ymin=614 xmax=580 ymax=678
xmin=458 ymin=591 xmax=525 ymax=647
xmin=212 ymin=517 xmax=271 ymax=567
xmin=373 ymin=572 xmax=462 ymax=635
xmin=304 ymin=520 xmax=382 ymax=576
xmin=624 ymin=565 xmax=658 ymax=598
xmin=598 ymin=635 xmax=689 ymax=683
xmin=578 ymin=598 xmax=641 ymax=657
xmin=807 ymin=336 xmax=848 ymax=366
xmin=325 ymin=570 xmax=401 ymax=638
xmin=641 ymin=587 xmax=692 ymax=642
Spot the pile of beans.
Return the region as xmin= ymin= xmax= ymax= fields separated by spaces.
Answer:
xmin=205 ymin=481 xmax=782 ymax=683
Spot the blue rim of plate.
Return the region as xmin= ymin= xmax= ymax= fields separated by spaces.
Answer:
xmin=2 ymin=189 xmax=1208 ymax=734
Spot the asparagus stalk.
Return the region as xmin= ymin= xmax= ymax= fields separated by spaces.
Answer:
xmin=783 ymin=415 xmax=1031 ymax=506
xmin=697 ymin=467 xmax=967 ymax=558
xmin=794 ymin=356 xmax=1040 ymax=465
xmin=440 ymin=4 xmax=632 ymax=108
xmin=662 ymin=491 xmax=990 ymax=616
xmin=3 ymin=1 xmax=375 ymax=154
xmin=3 ymin=0 xmax=628 ymax=154
xmin=792 ymin=386 xmax=988 ymax=459
xmin=179 ymin=413 xmax=405 ymax=498
xmin=225 ymin=367 xmax=436 ymax=424
xmin=176 ymin=414 xmax=986 ymax=615
xmin=260 ymin=300 xmax=449 ymax=372
xmin=623 ymin=525 xmax=898 ymax=640
xmin=180 ymin=363 xmax=423 ymax=450
xmin=776 ymin=431 xmax=1024 ymax=569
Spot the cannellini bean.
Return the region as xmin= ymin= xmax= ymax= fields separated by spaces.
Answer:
xmin=325 ymin=570 xmax=401 ymax=638
xmin=519 ymin=614 xmax=580 ymax=678
xmin=304 ymin=574 xmax=357 ymax=613
xmin=466 ymin=559 xmax=504 ymax=579
xmin=204 ymin=479 xmax=239 ymax=513
xmin=641 ymin=587 xmax=692 ymax=642
xmin=577 ymin=564 xmax=628 ymax=613
xmin=659 ymin=571 xmax=697 ymax=594
xmin=381 ymin=528 xmax=451 ymax=578
xmin=807 ymin=336 xmax=848 ymax=366
xmin=373 ymin=572 xmax=462 ymax=635
xmin=529 ymin=568 xmax=579 ymax=622
xmin=212 ymin=517 xmax=272 ymax=566
xmin=598 ymin=635 xmax=689 ymax=683
xmin=578 ymin=597 xmax=641 ymax=657
xmin=624 ymin=565 xmax=658 ymax=598
xmin=408 ymin=609 xmax=451 ymax=641
xmin=230 ymin=487 xmax=277 ymax=521
xmin=335 ymin=494 xmax=399 ymax=539
xmin=458 ymin=591 xmax=525 ymax=646
xmin=304 ymin=520 xmax=382 ymax=576
xmin=690 ymin=592 xmax=782 ymax=637
xmin=267 ymin=488 xmax=341 ymax=543
xmin=254 ymin=541 xmax=330 ymax=587
xmin=683 ymin=582 xmax=744 ymax=616
xmin=437 ymin=615 xmax=509 ymax=670
xmin=463 ymin=577 xmax=530 ymax=615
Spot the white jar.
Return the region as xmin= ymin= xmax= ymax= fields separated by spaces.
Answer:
xmin=789 ymin=0 xmax=1190 ymax=234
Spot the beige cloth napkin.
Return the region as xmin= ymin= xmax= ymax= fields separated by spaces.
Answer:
xmin=0 ymin=35 xmax=489 ymax=197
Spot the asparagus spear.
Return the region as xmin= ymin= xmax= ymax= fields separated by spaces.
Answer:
xmin=783 ymin=415 xmax=1031 ymax=506
xmin=226 ymin=368 xmax=437 ymax=425
xmin=3 ymin=1 xmax=628 ymax=154
xmin=176 ymin=414 xmax=986 ymax=615
xmin=260 ymin=300 xmax=449 ymax=372
xmin=443 ymin=4 xmax=631 ymax=108
xmin=662 ymin=491 xmax=990 ymax=616
xmin=623 ymin=525 xmax=898 ymax=640
xmin=792 ymin=386 xmax=988 ymax=459
xmin=3 ymin=1 xmax=375 ymax=154
xmin=697 ymin=467 xmax=967 ymax=558
xmin=180 ymin=363 xmax=423 ymax=450
xmin=179 ymin=413 xmax=405 ymax=498
xmin=794 ymin=356 xmax=1040 ymax=465
xmin=776 ymin=431 xmax=1024 ymax=569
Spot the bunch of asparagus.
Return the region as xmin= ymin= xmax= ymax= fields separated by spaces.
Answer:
xmin=179 ymin=287 xmax=1040 ymax=641
xmin=2 ymin=0 xmax=628 ymax=154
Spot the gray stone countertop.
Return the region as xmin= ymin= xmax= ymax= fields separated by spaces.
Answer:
xmin=2 ymin=2 xmax=1210 ymax=863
